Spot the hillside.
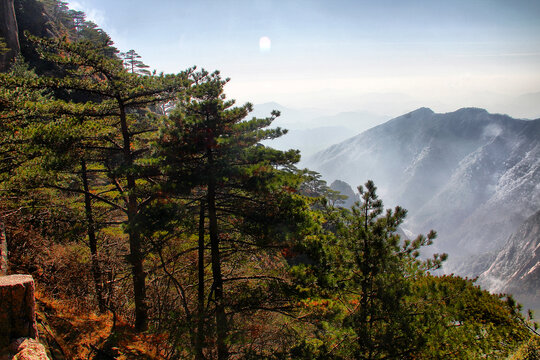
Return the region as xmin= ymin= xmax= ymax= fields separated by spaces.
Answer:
xmin=478 ymin=210 xmax=540 ymax=309
xmin=306 ymin=107 xmax=540 ymax=272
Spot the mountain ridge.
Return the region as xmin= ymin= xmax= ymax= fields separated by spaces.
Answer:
xmin=306 ymin=107 xmax=540 ymax=279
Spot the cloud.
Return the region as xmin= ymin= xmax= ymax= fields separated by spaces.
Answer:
xmin=482 ymin=124 xmax=503 ymax=139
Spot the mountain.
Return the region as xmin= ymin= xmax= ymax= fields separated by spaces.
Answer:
xmin=265 ymin=126 xmax=354 ymax=158
xmin=329 ymin=179 xmax=359 ymax=208
xmin=306 ymin=107 xmax=540 ymax=274
xmin=254 ymin=103 xmax=389 ymax=158
xmin=477 ymin=210 xmax=540 ymax=309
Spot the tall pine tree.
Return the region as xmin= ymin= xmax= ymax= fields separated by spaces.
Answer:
xmin=155 ymin=70 xmax=309 ymax=358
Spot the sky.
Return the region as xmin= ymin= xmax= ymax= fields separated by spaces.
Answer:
xmin=66 ymin=0 xmax=540 ymax=118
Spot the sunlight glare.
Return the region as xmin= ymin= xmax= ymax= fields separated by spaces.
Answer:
xmin=259 ymin=36 xmax=271 ymax=52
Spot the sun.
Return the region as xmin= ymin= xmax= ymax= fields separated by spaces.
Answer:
xmin=259 ymin=36 xmax=271 ymax=52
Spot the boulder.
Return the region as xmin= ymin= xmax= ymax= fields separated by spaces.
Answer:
xmin=9 ymin=338 xmax=49 ymax=360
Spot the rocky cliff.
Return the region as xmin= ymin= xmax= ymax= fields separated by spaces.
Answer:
xmin=477 ymin=210 xmax=540 ymax=309
xmin=0 ymin=0 xmax=20 ymax=71
xmin=329 ymin=180 xmax=359 ymax=208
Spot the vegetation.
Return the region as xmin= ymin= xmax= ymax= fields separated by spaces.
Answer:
xmin=0 ymin=1 xmax=538 ymax=359
xmin=0 ymin=38 xmax=8 ymax=54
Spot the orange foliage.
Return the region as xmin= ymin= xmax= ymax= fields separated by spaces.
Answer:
xmin=35 ymin=290 xmax=171 ymax=360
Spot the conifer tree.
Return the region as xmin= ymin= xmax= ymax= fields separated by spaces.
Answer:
xmin=337 ymin=181 xmax=444 ymax=358
xmin=286 ymin=179 xmax=537 ymax=359
xmin=156 ymin=70 xmax=309 ymax=358
xmin=68 ymin=9 xmax=86 ymax=33
xmin=120 ymin=49 xmax=151 ymax=76
xmin=2 ymin=56 xmax=110 ymax=311
xmin=1 ymin=35 xmax=190 ymax=330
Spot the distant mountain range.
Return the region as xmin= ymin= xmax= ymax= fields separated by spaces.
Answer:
xmin=253 ymin=103 xmax=389 ymax=158
xmin=254 ymin=97 xmax=540 ymax=158
xmin=305 ymin=107 xmax=540 ymax=303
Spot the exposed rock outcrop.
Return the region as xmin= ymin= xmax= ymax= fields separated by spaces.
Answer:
xmin=0 ymin=0 xmax=20 ymax=71
xmin=5 ymin=338 xmax=49 ymax=360
xmin=330 ymin=180 xmax=359 ymax=208
xmin=477 ymin=210 xmax=540 ymax=309
xmin=0 ymin=275 xmax=38 ymax=349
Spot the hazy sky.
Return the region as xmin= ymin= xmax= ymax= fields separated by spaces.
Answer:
xmin=66 ymin=0 xmax=540 ymax=117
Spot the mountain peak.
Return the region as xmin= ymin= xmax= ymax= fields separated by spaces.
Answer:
xmin=454 ymin=107 xmax=488 ymax=115
xmin=407 ymin=107 xmax=434 ymax=116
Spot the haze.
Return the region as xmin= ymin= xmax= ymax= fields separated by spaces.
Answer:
xmin=67 ymin=0 xmax=540 ymax=118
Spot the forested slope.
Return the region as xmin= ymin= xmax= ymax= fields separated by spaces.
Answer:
xmin=0 ymin=1 xmax=538 ymax=359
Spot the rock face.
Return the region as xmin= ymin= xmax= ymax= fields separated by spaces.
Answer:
xmin=0 ymin=0 xmax=20 ymax=71
xmin=0 ymin=275 xmax=38 ymax=349
xmin=477 ymin=210 xmax=540 ymax=309
xmin=329 ymin=180 xmax=359 ymax=208
xmin=6 ymin=338 xmax=49 ymax=360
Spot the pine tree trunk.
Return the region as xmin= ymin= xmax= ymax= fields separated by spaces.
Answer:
xmin=129 ymin=229 xmax=147 ymax=331
xmin=207 ymin=151 xmax=228 ymax=360
xmin=118 ymin=99 xmax=147 ymax=331
xmin=0 ymin=220 xmax=8 ymax=276
xmin=81 ymin=159 xmax=105 ymax=313
xmin=196 ymin=200 xmax=206 ymax=360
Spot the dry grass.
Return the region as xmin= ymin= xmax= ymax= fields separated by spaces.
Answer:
xmin=35 ymin=290 xmax=169 ymax=360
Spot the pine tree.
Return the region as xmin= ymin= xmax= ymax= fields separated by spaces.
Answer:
xmin=120 ymin=49 xmax=151 ymax=76
xmin=155 ymin=70 xmax=309 ymax=358
xmin=2 ymin=35 xmax=190 ymax=330
xmin=337 ymin=181 xmax=442 ymax=358
xmin=286 ymin=179 xmax=539 ymax=359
